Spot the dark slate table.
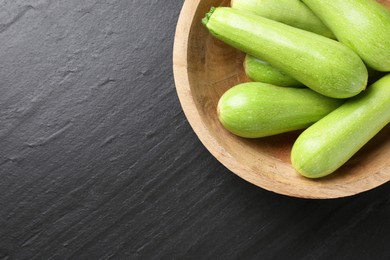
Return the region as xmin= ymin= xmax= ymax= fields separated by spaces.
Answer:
xmin=1 ymin=0 xmax=390 ymax=259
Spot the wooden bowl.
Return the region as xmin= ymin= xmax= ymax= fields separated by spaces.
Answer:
xmin=173 ymin=0 xmax=390 ymax=199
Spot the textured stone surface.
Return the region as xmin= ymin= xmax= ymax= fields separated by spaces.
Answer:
xmin=0 ymin=0 xmax=390 ymax=259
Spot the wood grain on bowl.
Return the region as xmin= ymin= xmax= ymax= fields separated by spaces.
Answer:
xmin=173 ymin=0 xmax=390 ymax=198
xmin=378 ymin=0 xmax=390 ymax=8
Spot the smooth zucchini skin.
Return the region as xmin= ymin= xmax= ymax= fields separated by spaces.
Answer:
xmin=303 ymin=0 xmax=390 ymax=72
xmin=291 ymin=74 xmax=390 ymax=178
xmin=203 ymin=7 xmax=368 ymax=99
xmin=231 ymin=0 xmax=335 ymax=38
xmin=244 ymin=55 xmax=303 ymax=87
xmin=217 ymin=82 xmax=343 ymax=138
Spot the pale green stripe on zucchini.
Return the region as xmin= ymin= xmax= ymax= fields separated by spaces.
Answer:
xmin=303 ymin=0 xmax=390 ymax=72
xmin=291 ymin=74 xmax=390 ymax=178
xmin=217 ymin=82 xmax=343 ymax=138
xmin=244 ymin=55 xmax=303 ymax=87
xmin=231 ymin=0 xmax=335 ymax=38
xmin=202 ymin=7 xmax=368 ymax=99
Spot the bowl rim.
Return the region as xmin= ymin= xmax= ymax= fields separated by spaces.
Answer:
xmin=172 ymin=0 xmax=390 ymax=199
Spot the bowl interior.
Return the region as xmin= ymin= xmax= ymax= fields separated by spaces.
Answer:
xmin=173 ymin=0 xmax=390 ymax=198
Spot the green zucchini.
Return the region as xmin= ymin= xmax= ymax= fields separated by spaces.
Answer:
xmin=217 ymin=82 xmax=343 ymax=138
xmin=231 ymin=0 xmax=335 ymax=38
xmin=291 ymin=74 xmax=390 ymax=178
xmin=302 ymin=0 xmax=390 ymax=72
xmin=244 ymin=55 xmax=303 ymax=87
xmin=202 ymin=7 xmax=368 ymax=99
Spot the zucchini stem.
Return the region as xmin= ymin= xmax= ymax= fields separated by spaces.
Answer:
xmin=202 ymin=7 xmax=216 ymax=26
